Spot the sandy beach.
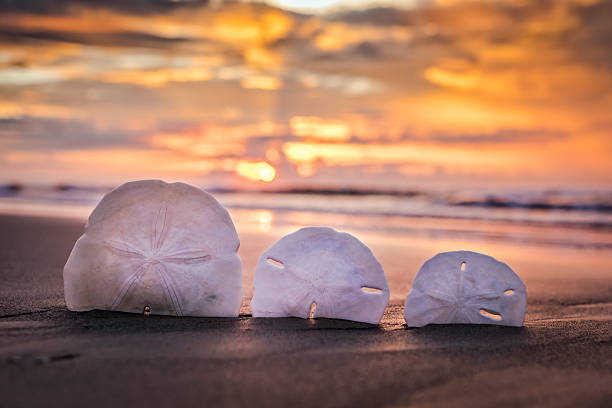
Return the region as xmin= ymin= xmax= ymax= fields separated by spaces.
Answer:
xmin=2 ymin=0 xmax=612 ymax=405
xmin=0 ymin=214 xmax=610 ymax=407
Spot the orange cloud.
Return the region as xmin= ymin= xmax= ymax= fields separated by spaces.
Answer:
xmin=240 ymin=75 xmax=282 ymax=90
xmin=211 ymin=7 xmax=292 ymax=45
xmin=1 ymin=0 xmax=611 ymax=189
xmin=150 ymin=121 xmax=284 ymax=157
xmin=244 ymin=47 xmax=281 ymax=68
xmin=1 ymin=148 xmax=225 ymax=183
xmin=290 ymin=116 xmax=351 ymax=141
xmin=150 ymin=133 xmax=244 ymax=157
xmin=282 ymin=141 xmax=519 ymax=169
xmin=314 ymin=22 xmax=412 ymax=51
xmin=235 ymin=161 xmax=276 ymax=182
xmin=102 ymin=68 xmax=213 ymax=87
xmin=0 ymin=100 xmax=74 ymax=119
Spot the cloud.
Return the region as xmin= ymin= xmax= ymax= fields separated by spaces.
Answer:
xmin=0 ymin=28 xmax=194 ymax=49
xmin=0 ymin=0 xmax=610 ymax=188
xmin=149 ymin=121 xmax=285 ymax=158
xmin=0 ymin=116 xmax=144 ymax=150
xmin=0 ymin=0 xmax=212 ymax=16
xmin=240 ymin=75 xmax=283 ymax=90
xmin=425 ymin=129 xmax=568 ymax=144
xmin=101 ymin=67 xmax=214 ymax=87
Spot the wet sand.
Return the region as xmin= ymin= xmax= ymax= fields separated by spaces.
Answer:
xmin=0 ymin=214 xmax=611 ymax=407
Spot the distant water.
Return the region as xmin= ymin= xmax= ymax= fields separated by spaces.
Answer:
xmin=1 ymin=184 xmax=611 ymax=251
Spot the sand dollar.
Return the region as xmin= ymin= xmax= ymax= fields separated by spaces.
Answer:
xmin=63 ymin=180 xmax=242 ymax=317
xmin=251 ymin=227 xmax=390 ymax=324
xmin=404 ymin=251 xmax=526 ymax=327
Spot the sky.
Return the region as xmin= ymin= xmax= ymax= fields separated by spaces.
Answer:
xmin=0 ymin=0 xmax=611 ymax=190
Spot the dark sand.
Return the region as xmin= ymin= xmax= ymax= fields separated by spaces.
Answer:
xmin=0 ymin=215 xmax=611 ymax=407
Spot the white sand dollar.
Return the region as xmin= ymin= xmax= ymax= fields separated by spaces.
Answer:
xmin=64 ymin=180 xmax=242 ymax=317
xmin=404 ymin=251 xmax=526 ymax=327
xmin=251 ymin=227 xmax=390 ymax=324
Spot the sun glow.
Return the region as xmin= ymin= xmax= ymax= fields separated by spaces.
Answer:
xmin=241 ymin=75 xmax=282 ymax=90
xmin=235 ymin=161 xmax=277 ymax=182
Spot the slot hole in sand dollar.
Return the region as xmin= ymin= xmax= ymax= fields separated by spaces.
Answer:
xmin=479 ymin=308 xmax=502 ymax=321
xmin=504 ymin=289 xmax=515 ymax=295
xmin=266 ymin=257 xmax=284 ymax=268
xmin=309 ymin=302 xmax=317 ymax=319
xmin=361 ymin=286 xmax=383 ymax=294
xmin=460 ymin=261 xmax=466 ymax=271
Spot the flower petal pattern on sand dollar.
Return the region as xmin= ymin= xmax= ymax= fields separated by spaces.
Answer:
xmin=404 ymin=251 xmax=527 ymax=327
xmin=63 ymin=180 xmax=243 ymax=317
xmin=251 ymin=227 xmax=390 ymax=324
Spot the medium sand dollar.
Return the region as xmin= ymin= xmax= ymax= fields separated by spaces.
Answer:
xmin=404 ymin=251 xmax=527 ymax=327
xmin=63 ymin=180 xmax=243 ymax=317
xmin=251 ymin=227 xmax=390 ymax=324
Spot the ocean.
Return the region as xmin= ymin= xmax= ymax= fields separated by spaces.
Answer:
xmin=1 ymin=183 xmax=611 ymax=301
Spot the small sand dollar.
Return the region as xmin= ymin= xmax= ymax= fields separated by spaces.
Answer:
xmin=63 ymin=180 xmax=242 ymax=317
xmin=251 ymin=227 xmax=390 ymax=324
xmin=404 ymin=251 xmax=526 ymax=327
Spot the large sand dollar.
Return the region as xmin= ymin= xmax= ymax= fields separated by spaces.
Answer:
xmin=64 ymin=180 xmax=242 ymax=317
xmin=251 ymin=227 xmax=390 ymax=324
xmin=404 ymin=251 xmax=527 ymax=327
